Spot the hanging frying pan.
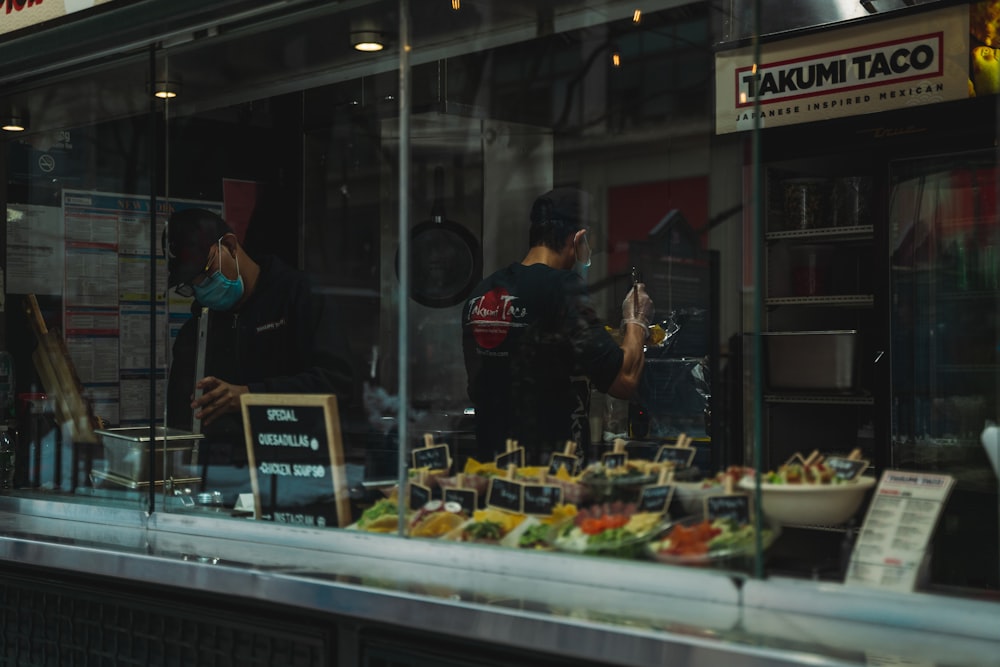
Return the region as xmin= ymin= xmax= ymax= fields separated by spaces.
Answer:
xmin=396 ymin=165 xmax=482 ymax=308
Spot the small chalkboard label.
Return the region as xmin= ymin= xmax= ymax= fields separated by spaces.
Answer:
xmin=656 ymin=445 xmax=696 ymax=467
xmin=825 ymin=456 xmax=870 ymax=482
xmin=602 ymin=452 xmax=627 ymax=469
xmin=548 ymin=453 xmax=578 ymax=476
xmin=443 ymin=487 xmax=478 ymax=514
xmin=705 ymin=494 xmax=751 ymax=525
xmin=637 ymin=484 xmax=674 ymax=514
xmin=495 ymin=448 xmax=525 ymax=470
xmin=412 ymin=444 xmax=451 ymax=472
xmin=486 ymin=477 xmax=523 ymax=513
xmin=522 ymin=484 xmax=563 ymax=516
xmin=408 ymin=482 xmax=432 ymax=511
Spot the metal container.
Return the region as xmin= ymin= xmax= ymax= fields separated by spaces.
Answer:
xmin=763 ymin=330 xmax=858 ymax=390
xmin=92 ymin=427 xmax=203 ymax=489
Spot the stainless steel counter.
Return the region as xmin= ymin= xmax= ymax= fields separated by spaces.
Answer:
xmin=0 ymin=496 xmax=997 ymax=666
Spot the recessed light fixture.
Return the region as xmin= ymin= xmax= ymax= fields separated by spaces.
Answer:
xmin=351 ymin=18 xmax=386 ymax=52
xmin=611 ymin=44 xmax=622 ymax=68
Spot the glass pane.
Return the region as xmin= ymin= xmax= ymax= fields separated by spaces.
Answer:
xmin=1 ymin=50 xmax=157 ymax=510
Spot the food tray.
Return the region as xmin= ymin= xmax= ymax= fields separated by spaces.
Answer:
xmin=647 ymin=516 xmax=779 ymax=566
xmin=545 ymin=516 xmax=669 ymax=558
xmin=94 ymin=426 xmax=203 ymax=488
xmin=763 ymin=330 xmax=857 ymax=390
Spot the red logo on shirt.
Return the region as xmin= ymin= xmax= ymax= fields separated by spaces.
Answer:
xmin=467 ymin=288 xmax=525 ymax=349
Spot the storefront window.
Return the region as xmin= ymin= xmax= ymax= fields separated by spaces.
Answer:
xmin=0 ymin=0 xmax=997 ymax=601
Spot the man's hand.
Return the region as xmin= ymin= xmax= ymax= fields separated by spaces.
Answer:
xmin=192 ymin=376 xmax=249 ymax=426
xmin=621 ymin=282 xmax=654 ymax=334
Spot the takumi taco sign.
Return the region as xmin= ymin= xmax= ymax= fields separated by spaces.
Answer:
xmin=715 ymin=4 xmax=972 ymax=134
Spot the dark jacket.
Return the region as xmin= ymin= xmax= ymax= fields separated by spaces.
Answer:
xmin=166 ymin=255 xmax=353 ymax=451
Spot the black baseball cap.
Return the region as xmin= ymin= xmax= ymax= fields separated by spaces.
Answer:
xmin=163 ymin=208 xmax=231 ymax=290
xmin=529 ymin=187 xmax=594 ymax=229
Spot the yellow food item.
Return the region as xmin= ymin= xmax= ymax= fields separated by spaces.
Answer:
xmin=625 ymin=512 xmax=663 ymax=535
xmin=463 ymin=458 xmax=503 ymax=477
xmin=410 ymin=511 xmax=465 ymax=538
xmin=649 ymin=323 xmax=666 ymax=345
xmin=972 ymin=46 xmax=1000 ymax=95
xmin=541 ymin=503 xmax=578 ymax=526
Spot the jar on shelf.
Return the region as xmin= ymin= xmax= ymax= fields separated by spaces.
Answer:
xmin=790 ymin=244 xmax=833 ymax=296
xmin=783 ymin=178 xmax=828 ymax=230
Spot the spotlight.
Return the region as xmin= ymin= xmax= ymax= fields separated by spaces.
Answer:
xmin=351 ymin=18 xmax=386 ymax=52
xmin=632 ymin=9 xmax=642 ymax=23
xmin=611 ymin=45 xmax=622 ymax=68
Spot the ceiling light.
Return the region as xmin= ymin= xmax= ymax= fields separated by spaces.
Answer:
xmin=351 ymin=18 xmax=387 ymax=52
xmin=611 ymin=45 xmax=622 ymax=68
xmin=152 ymin=79 xmax=182 ymax=99
xmin=633 ymin=9 xmax=642 ymax=23
xmin=1 ymin=110 xmax=27 ymax=132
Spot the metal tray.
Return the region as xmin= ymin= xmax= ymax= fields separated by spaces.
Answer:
xmin=763 ymin=330 xmax=857 ymax=390
xmin=94 ymin=427 xmax=203 ymax=487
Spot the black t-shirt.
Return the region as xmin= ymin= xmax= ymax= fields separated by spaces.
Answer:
xmin=461 ymin=262 xmax=623 ymax=465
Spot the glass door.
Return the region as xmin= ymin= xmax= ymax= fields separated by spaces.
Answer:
xmin=888 ymin=149 xmax=1000 ymax=590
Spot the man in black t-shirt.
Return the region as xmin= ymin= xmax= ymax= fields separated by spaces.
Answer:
xmin=461 ymin=188 xmax=653 ymax=466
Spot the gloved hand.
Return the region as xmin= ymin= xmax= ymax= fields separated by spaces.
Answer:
xmin=622 ymin=283 xmax=654 ymax=334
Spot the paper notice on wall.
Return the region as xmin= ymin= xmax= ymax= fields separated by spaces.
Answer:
xmin=6 ymin=204 xmax=64 ymax=295
xmin=846 ymin=470 xmax=954 ymax=592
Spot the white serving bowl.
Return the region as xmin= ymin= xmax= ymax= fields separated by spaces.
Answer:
xmin=737 ymin=475 xmax=876 ymax=526
xmin=673 ymin=481 xmax=723 ymax=518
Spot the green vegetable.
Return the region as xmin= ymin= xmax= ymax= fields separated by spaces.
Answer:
xmin=358 ymin=499 xmax=397 ymax=527
xmin=463 ymin=521 xmax=504 ymax=541
xmin=518 ymin=524 xmax=550 ymax=548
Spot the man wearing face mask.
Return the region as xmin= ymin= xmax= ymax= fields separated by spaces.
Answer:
xmin=164 ymin=208 xmax=353 ymax=460
xmin=461 ymin=187 xmax=653 ymax=466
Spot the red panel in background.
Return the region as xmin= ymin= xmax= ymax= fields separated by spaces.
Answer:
xmin=606 ymin=177 xmax=709 ymax=275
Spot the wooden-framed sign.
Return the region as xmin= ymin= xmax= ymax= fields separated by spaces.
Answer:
xmin=443 ymin=487 xmax=478 ymax=514
xmin=495 ymin=447 xmax=525 ymax=470
xmin=656 ymin=445 xmax=696 ymax=467
xmin=242 ymin=393 xmax=350 ymax=528
xmin=412 ymin=443 xmax=451 ymax=472
xmin=486 ymin=477 xmax=523 ymax=513
xmin=522 ymin=483 xmax=563 ymax=516
xmin=408 ymin=481 xmax=432 ymax=511
xmin=548 ymin=453 xmax=577 ymax=476
xmin=637 ymin=483 xmax=674 ymax=515
xmin=704 ymin=493 xmax=751 ymax=525
xmin=825 ymin=456 xmax=870 ymax=482
xmin=602 ymin=452 xmax=628 ymax=469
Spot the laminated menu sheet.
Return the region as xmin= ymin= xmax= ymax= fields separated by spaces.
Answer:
xmin=846 ymin=470 xmax=954 ymax=592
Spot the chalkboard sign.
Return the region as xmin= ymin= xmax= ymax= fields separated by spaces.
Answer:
xmin=412 ymin=444 xmax=451 ymax=472
xmin=602 ymin=452 xmax=627 ymax=469
xmin=637 ymin=484 xmax=674 ymax=514
xmin=486 ymin=477 xmax=523 ymax=513
xmin=443 ymin=487 xmax=478 ymax=514
xmin=495 ymin=448 xmax=525 ymax=470
xmin=241 ymin=394 xmax=350 ymax=528
xmin=408 ymin=482 xmax=432 ymax=511
xmin=704 ymin=494 xmax=751 ymax=525
xmin=548 ymin=453 xmax=578 ymax=476
xmin=656 ymin=445 xmax=696 ymax=467
xmin=825 ymin=456 xmax=870 ymax=482
xmin=522 ymin=483 xmax=563 ymax=516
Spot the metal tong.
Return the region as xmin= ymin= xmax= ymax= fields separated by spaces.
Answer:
xmin=631 ymin=266 xmax=643 ymax=318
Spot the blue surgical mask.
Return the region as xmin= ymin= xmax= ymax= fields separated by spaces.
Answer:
xmin=193 ymin=239 xmax=244 ymax=311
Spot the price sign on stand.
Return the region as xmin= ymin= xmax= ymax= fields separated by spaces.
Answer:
xmin=602 ymin=452 xmax=627 ymax=469
xmin=486 ymin=477 xmax=523 ymax=513
xmin=412 ymin=443 xmax=451 ymax=473
xmin=242 ymin=394 xmax=350 ymax=528
xmin=522 ymin=483 xmax=563 ymax=516
xmin=825 ymin=456 xmax=869 ymax=482
xmin=408 ymin=482 xmax=432 ymax=511
xmin=656 ymin=445 xmax=696 ymax=467
xmin=495 ymin=439 xmax=525 ymax=470
xmin=705 ymin=494 xmax=751 ymax=525
xmin=444 ymin=487 xmax=478 ymax=514
xmin=548 ymin=441 xmax=579 ymax=476
xmin=637 ymin=483 xmax=674 ymax=515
